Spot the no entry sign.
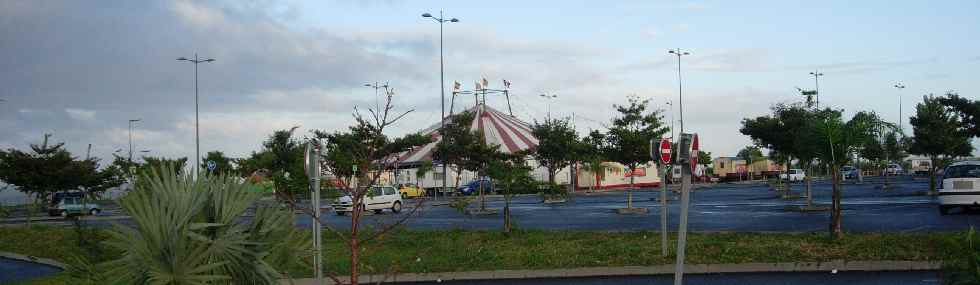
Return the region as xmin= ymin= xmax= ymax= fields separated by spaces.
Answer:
xmin=659 ymin=138 xmax=672 ymax=164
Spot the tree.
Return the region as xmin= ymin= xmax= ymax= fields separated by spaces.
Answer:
xmin=200 ymin=150 xmax=234 ymax=176
xmin=813 ymin=110 xmax=881 ymax=239
xmin=531 ymin=117 xmax=579 ymax=185
xmin=737 ymin=146 xmax=764 ymax=180
xmin=486 ymin=151 xmax=533 ymax=233
xmin=0 ymin=135 xmax=122 ymax=202
xmin=99 ymin=165 xmax=309 ymax=284
xmin=910 ymin=94 xmax=973 ymax=194
xmin=432 ymin=111 xmax=482 ymax=189
xmin=415 ymin=160 xmax=433 ymax=189
xmin=938 ymin=92 xmax=980 ymax=137
xmin=698 ymin=151 xmax=713 ymax=176
xmin=602 ymin=96 xmax=669 ymax=209
xmin=580 ymin=130 xmax=609 ymax=192
xmin=263 ymin=127 xmax=307 ymax=202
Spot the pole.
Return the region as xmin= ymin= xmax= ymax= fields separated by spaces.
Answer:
xmin=660 ymin=164 xmax=668 ymax=256
xmin=439 ymin=11 xmax=447 ymax=201
xmin=674 ymin=150 xmax=692 ymax=285
xmin=313 ymin=144 xmax=322 ymax=283
xmin=128 ymin=121 xmax=134 ymax=163
xmin=194 ymin=53 xmax=200 ymax=180
xmin=676 ymin=50 xmax=685 ymax=133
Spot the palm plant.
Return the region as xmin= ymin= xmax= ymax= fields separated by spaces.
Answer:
xmin=101 ymin=165 xmax=310 ymax=284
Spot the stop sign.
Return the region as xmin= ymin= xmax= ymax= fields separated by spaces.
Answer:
xmin=659 ymin=138 xmax=672 ymax=164
xmin=690 ymin=134 xmax=700 ymax=173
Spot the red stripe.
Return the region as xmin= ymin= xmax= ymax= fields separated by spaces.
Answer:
xmin=491 ymin=110 xmax=536 ymax=149
xmin=487 ymin=113 xmax=521 ymax=153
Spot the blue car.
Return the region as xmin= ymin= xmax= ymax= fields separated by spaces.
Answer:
xmin=840 ymin=166 xmax=859 ymax=179
xmin=458 ymin=179 xmax=494 ymax=195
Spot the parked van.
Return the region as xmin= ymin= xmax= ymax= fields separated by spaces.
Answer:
xmin=938 ymin=161 xmax=980 ymax=215
xmin=332 ymin=186 xmax=403 ymax=215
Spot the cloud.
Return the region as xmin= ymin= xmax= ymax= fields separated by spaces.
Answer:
xmin=682 ymin=2 xmax=710 ymax=11
xmin=65 ymin=108 xmax=96 ymax=121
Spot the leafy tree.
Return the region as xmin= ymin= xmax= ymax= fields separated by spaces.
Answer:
xmin=262 ymin=127 xmax=306 ymax=201
xmin=486 ymin=151 xmax=533 ymax=233
xmin=602 ymin=96 xmax=668 ymax=209
xmin=432 ymin=111 xmax=483 ymax=189
xmin=910 ymin=94 xmax=973 ymax=194
xmin=99 ymin=165 xmax=310 ymax=284
xmin=531 ymin=117 xmax=580 ymax=185
xmin=737 ymin=146 xmax=764 ymax=180
xmin=580 ymin=130 xmax=609 ymax=192
xmin=813 ymin=110 xmax=881 ymax=239
xmin=200 ymin=150 xmax=234 ymax=176
xmin=0 ymin=135 xmax=122 ymax=202
xmin=234 ymin=150 xmax=275 ymax=178
xmin=698 ymin=151 xmax=713 ymax=176
xmin=416 ymin=160 xmax=433 ymax=189
xmin=938 ymin=92 xmax=980 ymax=137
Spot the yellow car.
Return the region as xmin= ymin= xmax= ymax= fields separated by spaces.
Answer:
xmin=397 ymin=183 xmax=425 ymax=198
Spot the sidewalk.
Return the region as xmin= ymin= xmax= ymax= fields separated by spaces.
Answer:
xmin=286 ymin=260 xmax=940 ymax=284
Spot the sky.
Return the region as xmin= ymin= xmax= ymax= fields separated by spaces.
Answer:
xmin=1 ymin=0 xmax=978 ymax=167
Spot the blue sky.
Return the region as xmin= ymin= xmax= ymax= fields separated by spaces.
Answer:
xmin=0 ymin=0 xmax=977 ymax=163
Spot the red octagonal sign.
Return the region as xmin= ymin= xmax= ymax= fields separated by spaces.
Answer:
xmin=659 ymin=138 xmax=672 ymax=164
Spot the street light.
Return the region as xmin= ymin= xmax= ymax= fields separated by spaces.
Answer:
xmin=539 ymin=93 xmax=557 ymax=120
xmin=668 ymin=48 xmax=690 ymax=133
xmin=894 ymin=83 xmax=906 ymax=136
xmin=666 ymin=100 xmax=676 ymax=139
xmin=128 ymin=119 xmax=141 ymax=164
xmin=809 ymin=71 xmax=824 ymax=108
xmin=177 ymin=54 xmax=215 ymax=179
xmin=422 ymin=11 xmax=459 ymax=199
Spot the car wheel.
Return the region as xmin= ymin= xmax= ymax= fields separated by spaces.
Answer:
xmin=391 ymin=201 xmax=402 ymax=213
xmin=89 ymin=208 xmax=100 ymax=216
xmin=401 ymin=193 xmax=408 ymax=199
xmin=336 ymin=211 xmax=346 ymax=216
xmin=374 ymin=209 xmax=383 ymax=214
xmin=60 ymin=210 xmax=69 ymax=217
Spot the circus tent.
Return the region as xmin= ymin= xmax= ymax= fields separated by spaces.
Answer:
xmin=396 ymin=104 xmax=538 ymax=165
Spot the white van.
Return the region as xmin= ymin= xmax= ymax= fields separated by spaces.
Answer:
xmin=332 ymin=186 xmax=403 ymax=215
xmin=780 ymin=169 xmax=806 ymax=182
xmin=938 ymin=161 xmax=980 ymax=215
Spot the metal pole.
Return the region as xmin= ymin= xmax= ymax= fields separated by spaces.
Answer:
xmin=674 ymin=152 xmax=692 ymax=285
xmin=661 ymin=164 xmax=668 ymax=256
xmin=194 ymin=53 xmax=200 ymax=180
xmin=439 ymin=11 xmax=447 ymax=200
xmin=314 ymin=144 xmax=322 ymax=282
xmin=676 ymin=50 xmax=685 ymax=133
xmin=128 ymin=121 xmax=134 ymax=163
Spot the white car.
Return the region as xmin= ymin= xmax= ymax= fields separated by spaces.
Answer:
xmin=938 ymin=161 xmax=980 ymax=215
xmin=332 ymin=186 xmax=403 ymax=216
xmin=780 ymin=169 xmax=806 ymax=182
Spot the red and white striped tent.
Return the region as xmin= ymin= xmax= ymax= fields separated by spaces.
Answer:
xmin=397 ymin=104 xmax=538 ymax=164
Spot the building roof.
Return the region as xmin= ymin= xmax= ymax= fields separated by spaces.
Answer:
xmin=397 ymin=104 xmax=538 ymax=164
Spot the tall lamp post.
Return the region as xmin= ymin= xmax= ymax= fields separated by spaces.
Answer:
xmin=177 ymin=54 xmax=215 ymax=179
xmin=422 ymin=11 xmax=458 ymax=198
xmin=128 ymin=119 xmax=141 ymax=164
xmin=894 ymin=83 xmax=906 ymax=135
xmin=365 ymin=82 xmax=389 ymax=114
xmin=668 ymin=48 xmax=690 ymax=133
xmin=810 ymin=71 xmax=824 ymax=108
xmin=539 ymin=93 xmax=558 ymax=120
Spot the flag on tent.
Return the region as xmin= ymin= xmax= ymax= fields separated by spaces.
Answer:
xmin=453 ymin=81 xmax=461 ymax=91
xmin=482 ymin=78 xmax=489 ymax=88
xmin=475 ymin=81 xmax=482 ymax=90
xmin=503 ymin=79 xmax=511 ymax=89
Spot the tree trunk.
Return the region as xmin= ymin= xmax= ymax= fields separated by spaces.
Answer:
xmin=928 ymin=157 xmax=938 ymax=195
xmin=350 ymin=195 xmax=361 ymax=285
xmin=830 ymin=165 xmax=843 ymax=240
xmin=504 ymin=186 xmax=512 ymax=233
xmin=805 ymin=164 xmax=813 ymax=208
xmin=628 ymin=166 xmax=635 ymax=208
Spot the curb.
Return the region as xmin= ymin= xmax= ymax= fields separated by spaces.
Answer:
xmin=286 ymin=260 xmax=941 ymax=284
xmin=0 ymin=251 xmax=68 ymax=270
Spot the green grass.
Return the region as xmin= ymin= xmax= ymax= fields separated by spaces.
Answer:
xmin=0 ymin=226 xmax=964 ymax=284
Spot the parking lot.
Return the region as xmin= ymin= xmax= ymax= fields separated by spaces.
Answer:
xmin=301 ymin=176 xmax=980 ymax=232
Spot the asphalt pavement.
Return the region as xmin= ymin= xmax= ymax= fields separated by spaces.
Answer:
xmin=299 ymin=176 xmax=980 ymax=232
xmin=406 ymin=271 xmax=941 ymax=285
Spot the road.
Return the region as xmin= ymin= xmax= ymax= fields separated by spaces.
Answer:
xmin=8 ymin=176 xmax=980 ymax=232
xmin=409 ymin=271 xmax=941 ymax=285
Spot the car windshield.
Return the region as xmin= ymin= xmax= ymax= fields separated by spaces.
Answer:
xmin=945 ymin=165 xmax=980 ymax=179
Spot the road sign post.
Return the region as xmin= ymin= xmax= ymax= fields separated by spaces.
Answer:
xmin=304 ymin=142 xmax=323 ymax=283
xmin=674 ymin=133 xmax=697 ymax=285
xmin=651 ymin=138 xmax=671 ymax=256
